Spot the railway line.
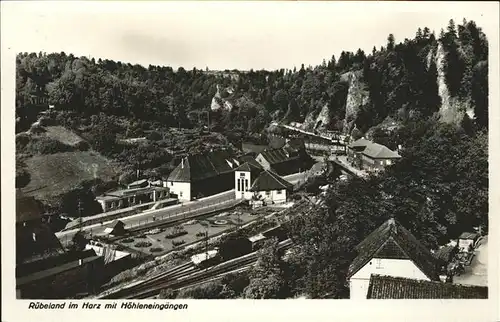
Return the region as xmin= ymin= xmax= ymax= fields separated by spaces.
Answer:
xmin=99 ymin=239 xmax=292 ymax=299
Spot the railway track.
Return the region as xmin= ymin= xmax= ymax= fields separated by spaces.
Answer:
xmin=101 ymin=239 xmax=292 ymax=299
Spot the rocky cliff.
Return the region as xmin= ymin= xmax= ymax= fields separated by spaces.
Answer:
xmin=342 ymin=71 xmax=370 ymax=134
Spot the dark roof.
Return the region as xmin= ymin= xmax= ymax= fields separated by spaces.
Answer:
xmin=259 ymin=148 xmax=299 ymax=165
xmin=234 ymin=161 xmax=263 ymax=172
xmin=16 ymin=190 xmax=42 ymax=223
xmin=110 ymin=220 xmax=125 ymax=228
xmin=242 ymin=142 xmax=268 ymax=155
xmin=366 ymin=275 xmax=488 ymax=299
xmin=16 ymin=224 xmax=66 ymax=264
xmin=348 ymin=218 xmax=440 ymax=281
xmin=16 ymin=255 xmax=103 ymax=287
xmin=268 ymin=135 xmax=286 ymax=149
xmin=167 ymin=150 xmax=239 ymax=182
xmin=238 ymin=155 xmax=263 ymax=169
xmin=249 ymin=170 xmax=293 ymax=192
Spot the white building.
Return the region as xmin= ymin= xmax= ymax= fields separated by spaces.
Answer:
xmin=248 ymin=170 xmax=294 ymax=207
xmin=234 ymin=162 xmax=264 ymax=200
xmin=347 ymin=218 xmax=440 ymax=299
xmin=457 ymin=232 xmax=479 ymax=252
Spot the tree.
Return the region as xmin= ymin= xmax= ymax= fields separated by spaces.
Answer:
xmin=243 ymin=238 xmax=288 ymax=299
xmin=387 ymin=34 xmax=395 ymax=51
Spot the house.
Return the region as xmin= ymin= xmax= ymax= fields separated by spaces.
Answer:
xmin=347 ymin=138 xmax=401 ymax=171
xmin=16 ymin=251 xmax=104 ymax=299
xmin=347 ymin=218 xmax=440 ymax=299
xmin=457 ymin=232 xmax=479 ymax=252
xmin=366 ymin=275 xmax=488 ymax=299
xmin=96 ymin=185 xmax=170 ymax=212
xmin=167 ymin=150 xmax=241 ymax=201
xmin=234 ymin=161 xmax=264 ymax=200
xmin=16 ymin=190 xmax=65 ymax=265
xmin=255 ymin=142 xmax=313 ymax=176
xmin=248 ymin=170 xmax=294 ymax=207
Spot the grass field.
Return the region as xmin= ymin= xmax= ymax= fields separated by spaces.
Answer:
xmin=40 ymin=126 xmax=85 ymax=146
xmin=22 ymin=151 xmax=121 ymax=202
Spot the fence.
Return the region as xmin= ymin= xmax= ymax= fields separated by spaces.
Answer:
xmin=59 ymin=192 xmax=240 ymax=247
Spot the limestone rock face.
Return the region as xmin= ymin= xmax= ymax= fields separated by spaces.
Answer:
xmin=342 ymin=71 xmax=370 ymax=134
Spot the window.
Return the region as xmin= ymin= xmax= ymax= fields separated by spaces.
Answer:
xmin=375 ymin=258 xmax=383 ymax=269
xmin=180 ymin=191 xmax=183 ymax=197
xmin=237 ymin=179 xmax=241 ymax=191
xmin=245 ymin=179 xmax=249 ymax=191
xmin=240 ymin=173 xmax=246 ymax=177
xmin=265 ymin=191 xmax=271 ymax=196
xmin=277 ymin=190 xmax=283 ymax=194
xmin=170 ymin=181 xmax=174 ymax=186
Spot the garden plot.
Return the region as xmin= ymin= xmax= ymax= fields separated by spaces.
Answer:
xmin=116 ymin=209 xmax=260 ymax=256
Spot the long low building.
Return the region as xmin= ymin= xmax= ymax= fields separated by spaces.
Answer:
xmin=96 ymin=185 xmax=170 ymax=212
xmin=347 ymin=138 xmax=401 ymax=171
xmin=167 ymin=150 xmax=246 ymax=201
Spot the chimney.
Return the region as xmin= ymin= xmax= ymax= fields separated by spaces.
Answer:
xmin=79 ymin=258 xmax=83 ymax=266
xmin=181 ymin=158 xmax=184 ymax=168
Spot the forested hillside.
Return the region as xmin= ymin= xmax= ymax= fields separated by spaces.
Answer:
xmin=15 ymin=19 xmax=488 ymax=223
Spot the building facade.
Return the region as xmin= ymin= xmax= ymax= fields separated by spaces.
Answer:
xmin=248 ymin=170 xmax=293 ymax=207
xmin=96 ymin=186 xmax=170 ymax=212
xmin=347 ymin=218 xmax=440 ymax=299
xmin=347 ymin=138 xmax=401 ymax=171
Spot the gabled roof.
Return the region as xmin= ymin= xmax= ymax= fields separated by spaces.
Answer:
xmin=16 ymin=190 xmax=42 ymax=223
xmin=249 ymin=170 xmax=293 ymax=192
xmin=234 ymin=162 xmax=263 ymax=173
xmin=348 ymin=138 xmax=401 ymax=159
xmin=366 ymin=275 xmax=488 ymax=299
xmin=347 ymin=218 xmax=440 ymax=281
xmin=167 ymin=150 xmax=239 ymax=182
xmin=259 ymin=148 xmax=299 ymax=165
xmin=238 ymin=155 xmax=264 ymax=169
xmin=348 ymin=138 xmax=372 ymax=148
xmin=362 ymin=142 xmax=401 ymax=159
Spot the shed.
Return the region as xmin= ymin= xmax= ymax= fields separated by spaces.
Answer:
xmin=457 ymin=232 xmax=479 ymax=252
xmin=104 ymin=220 xmax=126 ymax=236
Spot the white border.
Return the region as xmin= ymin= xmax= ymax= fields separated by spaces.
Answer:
xmin=2 ymin=2 xmax=499 ymax=322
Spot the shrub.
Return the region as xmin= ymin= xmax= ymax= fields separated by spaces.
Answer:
xmin=74 ymin=140 xmax=90 ymax=151
xmin=121 ymin=238 xmax=135 ymax=244
xmin=196 ymin=231 xmax=207 ymax=238
xmin=165 ymin=226 xmax=188 ymax=239
xmin=150 ymin=247 xmax=164 ymax=253
xmin=134 ymin=241 xmax=152 ymax=248
xmin=176 ymin=281 xmax=224 ymax=299
xmin=16 ymin=133 xmax=31 ymax=150
xmin=38 ymin=116 xmax=54 ymax=127
xmin=172 ymin=239 xmax=186 ymax=247
xmin=26 ymin=137 xmax=73 ymax=155
xmin=159 ymin=288 xmax=178 ymax=299
xmin=30 ymin=123 xmax=46 ymax=134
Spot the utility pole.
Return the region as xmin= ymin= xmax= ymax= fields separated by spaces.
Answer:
xmin=205 ymin=230 xmax=209 ymax=272
xmin=78 ymin=199 xmax=83 ymax=232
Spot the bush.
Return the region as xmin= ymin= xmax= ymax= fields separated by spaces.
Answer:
xmin=16 ymin=133 xmax=31 ymax=150
xmin=150 ymin=247 xmax=164 ymax=253
xmin=74 ymin=140 xmax=91 ymax=151
xmin=38 ymin=116 xmax=54 ymax=127
xmin=172 ymin=239 xmax=186 ymax=247
xmin=26 ymin=137 xmax=73 ymax=155
xmin=159 ymin=288 xmax=178 ymax=299
xmin=176 ymin=281 xmax=224 ymax=299
xmin=147 ymin=131 xmax=162 ymax=141
xmin=165 ymin=226 xmax=188 ymax=239
xmin=134 ymin=241 xmax=152 ymax=248
xmin=30 ymin=123 xmax=46 ymax=134
xmin=121 ymin=238 xmax=135 ymax=244
xmin=196 ymin=231 xmax=207 ymax=238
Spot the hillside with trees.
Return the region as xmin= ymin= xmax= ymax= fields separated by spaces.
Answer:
xmin=15 ymin=17 xmax=489 ymax=258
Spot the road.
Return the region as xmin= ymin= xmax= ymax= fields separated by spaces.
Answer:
xmin=56 ymin=172 xmax=306 ymax=245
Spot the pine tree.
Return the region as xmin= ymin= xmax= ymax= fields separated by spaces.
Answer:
xmin=416 ymin=28 xmax=423 ymax=40
xmin=387 ymin=34 xmax=395 ymax=51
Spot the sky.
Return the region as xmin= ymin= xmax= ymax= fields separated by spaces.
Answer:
xmin=1 ymin=1 xmax=498 ymax=71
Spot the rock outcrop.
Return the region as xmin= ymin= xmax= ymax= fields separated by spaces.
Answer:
xmin=342 ymin=71 xmax=370 ymax=134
